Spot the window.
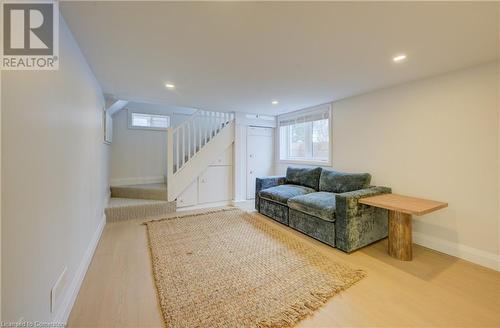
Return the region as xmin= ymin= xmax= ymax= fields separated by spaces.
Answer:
xmin=278 ymin=105 xmax=331 ymax=164
xmin=129 ymin=112 xmax=170 ymax=130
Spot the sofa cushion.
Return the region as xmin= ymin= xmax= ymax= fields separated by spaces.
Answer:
xmin=287 ymin=192 xmax=336 ymax=222
xmin=285 ymin=167 xmax=322 ymax=190
xmin=259 ymin=184 xmax=315 ymax=205
xmin=319 ymin=169 xmax=371 ymax=193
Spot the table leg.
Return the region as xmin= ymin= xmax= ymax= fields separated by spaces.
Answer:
xmin=388 ymin=210 xmax=412 ymax=261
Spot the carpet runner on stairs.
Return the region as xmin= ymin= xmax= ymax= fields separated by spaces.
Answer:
xmin=107 ymin=183 xmax=176 ymax=222
xmin=110 ymin=183 xmax=167 ymax=200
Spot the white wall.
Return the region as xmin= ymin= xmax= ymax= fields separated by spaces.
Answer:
xmin=277 ymin=62 xmax=499 ymax=270
xmin=1 ymin=16 xmax=109 ymax=323
xmin=0 ymin=68 xmax=2 ymax=322
xmin=110 ymin=109 xmax=189 ymax=185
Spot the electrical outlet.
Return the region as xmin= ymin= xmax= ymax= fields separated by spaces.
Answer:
xmin=51 ymin=267 xmax=67 ymax=313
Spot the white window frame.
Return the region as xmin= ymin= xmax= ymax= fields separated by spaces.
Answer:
xmin=276 ymin=103 xmax=332 ymax=166
xmin=128 ymin=110 xmax=170 ymax=131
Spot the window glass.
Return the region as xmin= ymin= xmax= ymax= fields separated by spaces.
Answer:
xmin=290 ymin=122 xmax=307 ymax=158
xmin=278 ymin=106 xmax=330 ymax=163
xmin=312 ymin=119 xmax=329 ymax=160
xmin=130 ymin=113 xmax=170 ymax=129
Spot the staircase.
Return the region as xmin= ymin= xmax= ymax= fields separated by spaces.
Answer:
xmin=166 ymin=110 xmax=235 ymax=201
xmin=105 ymin=109 xmax=235 ymax=222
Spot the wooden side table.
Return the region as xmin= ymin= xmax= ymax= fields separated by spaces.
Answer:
xmin=359 ymin=194 xmax=448 ymax=261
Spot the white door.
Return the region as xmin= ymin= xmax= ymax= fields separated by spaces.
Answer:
xmin=199 ymin=166 xmax=233 ymax=204
xmin=246 ymin=126 xmax=274 ymax=199
xmin=177 ymin=179 xmax=198 ymax=208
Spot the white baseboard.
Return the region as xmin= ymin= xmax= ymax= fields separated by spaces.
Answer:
xmin=54 ymin=213 xmax=106 ymax=324
xmin=413 ymin=232 xmax=500 ymax=271
xmin=231 ymin=199 xmax=254 ymax=204
xmin=110 ymin=176 xmax=165 ymax=186
xmin=177 ymin=200 xmax=233 ymax=212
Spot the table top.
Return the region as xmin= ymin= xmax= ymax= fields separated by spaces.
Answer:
xmin=359 ymin=193 xmax=448 ymax=216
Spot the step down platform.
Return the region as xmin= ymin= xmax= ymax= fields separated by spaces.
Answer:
xmin=110 ymin=183 xmax=167 ymax=201
xmin=105 ymin=197 xmax=176 ymax=222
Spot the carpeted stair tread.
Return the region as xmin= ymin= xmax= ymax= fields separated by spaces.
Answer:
xmin=105 ymin=197 xmax=176 ymax=222
xmin=110 ymin=183 xmax=167 ymax=200
xmin=107 ymin=197 xmax=167 ymax=207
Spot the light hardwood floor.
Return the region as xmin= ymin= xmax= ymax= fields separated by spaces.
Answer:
xmin=68 ymin=204 xmax=500 ymax=327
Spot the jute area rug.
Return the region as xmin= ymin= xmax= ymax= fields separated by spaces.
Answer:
xmin=145 ymin=208 xmax=365 ymax=328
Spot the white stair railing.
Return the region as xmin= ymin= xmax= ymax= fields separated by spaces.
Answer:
xmin=167 ymin=110 xmax=234 ymax=180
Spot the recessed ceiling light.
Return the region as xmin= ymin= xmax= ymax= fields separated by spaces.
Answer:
xmin=271 ymin=100 xmax=279 ymax=105
xmin=165 ymin=83 xmax=175 ymax=89
xmin=393 ymin=54 xmax=407 ymax=62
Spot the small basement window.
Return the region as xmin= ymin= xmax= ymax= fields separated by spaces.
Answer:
xmin=129 ymin=112 xmax=170 ymax=130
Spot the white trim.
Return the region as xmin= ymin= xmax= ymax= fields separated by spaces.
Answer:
xmin=176 ymin=200 xmax=233 ymax=212
xmin=110 ymin=176 xmax=165 ymax=186
xmin=277 ymin=102 xmax=331 ymax=121
xmin=233 ymin=124 xmax=248 ymax=202
xmin=231 ymin=199 xmax=251 ymax=204
xmin=413 ymin=232 xmax=500 ymax=271
xmin=54 ymin=213 xmax=106 ymax=324
xmin=234 ymin=112 xmax=277 ymax=128
xmin=277 ymin=159 xmax=331 ymax=167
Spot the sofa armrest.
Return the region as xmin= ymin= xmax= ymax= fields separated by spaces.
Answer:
xmin=335 ymin=186 xmax=391 ymax=252
xmin=336 ymin=186 xmax=391 ymax=205
xmin=255 ymin=176 xmax=286 ymax=210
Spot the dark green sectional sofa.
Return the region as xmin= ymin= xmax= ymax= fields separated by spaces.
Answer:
xmin=255 ymin=167 xmax=391 ymax=252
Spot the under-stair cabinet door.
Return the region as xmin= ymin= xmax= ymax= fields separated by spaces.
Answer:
xmin=177 ymin=179 xmax=198 ymax=207
xmin=198 ymin=166 xmax=233 ymax=204
xmin=246 ymin=126 xmax=274 ymax=199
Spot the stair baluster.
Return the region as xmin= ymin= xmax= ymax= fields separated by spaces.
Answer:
xmin=167 ymin=109 xmax=235 ymax=178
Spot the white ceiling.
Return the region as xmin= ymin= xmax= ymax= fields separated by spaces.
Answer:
xmin=61 ymin=1 xmax=499 ymax=115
